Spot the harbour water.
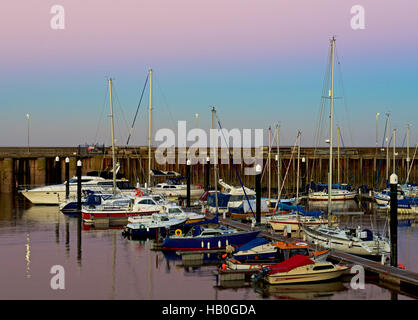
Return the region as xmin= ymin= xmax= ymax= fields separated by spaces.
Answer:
xmin=0 ymin=193 xmax=416 ymax=300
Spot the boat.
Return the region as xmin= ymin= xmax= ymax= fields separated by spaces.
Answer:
xmin=21 ymin=175 xmax=108 ymax=205
xmin=127 ymin=204 xmax=206 ymax=224
xmin=81 ymin=195 xmax=163 ymax=224
xmin=228 ymin=239 xmax=330 ymax=264
xmin=256 ymin=254 xmax=348 ymax=285
xmin=308 ymin=184 xmax=357 ymax=201
xmin=122 ymin=213 xmax=186 ymax=239
xmin=151 ymin=178 xmax=205 ymax=200
xmin=268 ymin=211 xmax=332 ymax=233
xmin=374 ymin=187 xmax=405 ymax=205
xmin=217 ymin=180 xmax=271 ymax=219
xmin=301 ymin=224 xmax=390 ymax=257
xmin=161 ymin=225 xmax=260 ymax=251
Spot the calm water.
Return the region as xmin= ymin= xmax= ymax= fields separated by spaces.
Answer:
xmin=0 ymin=194 xmax=416 ymax=300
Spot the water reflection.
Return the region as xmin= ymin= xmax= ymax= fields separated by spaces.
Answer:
xmin=0 ymin=193 xmax=416 ymax=300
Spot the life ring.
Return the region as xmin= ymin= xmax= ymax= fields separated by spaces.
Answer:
xmin=135 ymin=189 xmax=143 ymax=197
xmin=175 ymin=229 xmax=182 ymax=236
xmin=331 ymin=215 xmax=338 ymax=222
xmin=139 ymin=224 xmax=146 ymax=230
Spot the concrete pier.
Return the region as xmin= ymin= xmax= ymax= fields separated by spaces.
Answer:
xmin=0 ymin=146 xmax=416 ymax=193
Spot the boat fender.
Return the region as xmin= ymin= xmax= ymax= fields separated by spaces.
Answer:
xmin=348 ymin=241 xmax=353 ymax=248
xmin=295 ymin=242 xmax=306 ymax=247
xmin=175 ymin=229 xmax=182 ymax=236
xmin=221 ymin=264 xmax=227 ymax=271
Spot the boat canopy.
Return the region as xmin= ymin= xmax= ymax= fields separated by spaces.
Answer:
xmin=307 ymin=181 xmax=353 ymax=192
xmin=235 ymin=237 xmax=270 ymax=252
xmin=267 ymin=254 xmax=314 ymax=274
xmin=277 ymin=203 xmax=322 ymax=217
xmin=207 ymin=193 xmax=230 ymax=208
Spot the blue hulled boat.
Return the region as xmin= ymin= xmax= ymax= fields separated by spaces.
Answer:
xmin=161 ymin=226 xmax=260 ymax=251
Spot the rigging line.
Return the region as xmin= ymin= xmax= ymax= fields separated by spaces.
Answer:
xmin=376 ymin=114 xmax=389 ymax=188
xmin=260 ymin=125 xmax=279 ymax=182
xmin=335 ymin=47 xmax=355 ymax=147
xmin=338 ymin=130 xmax=356 ymax=185
xmin=406 ymin=143 xmax=418 ymax=182
xmin=93 ymin=81 xmax=110 ymax=145
xmin=272 ymin=134 xmax=299 ymax=215
xmin=215 ymin=114 xmax=256 ymax=218
xmin=154 ymin=76 xmax=177 ymax=128
xmin=112 ymin=82 xmax=132 ymax=142
xmin=395 ymin=131 xmax=407 ymax=173
xmin=126 ymin=74 xmax=149 ymax=146
xmin=310 ymin=45 xmax=331 ymax=182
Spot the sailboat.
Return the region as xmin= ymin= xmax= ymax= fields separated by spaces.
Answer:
xmin=81 ymin=78 xmax=155 ymax=224
xmin=302 ymin=37 xmax=390 ymax=259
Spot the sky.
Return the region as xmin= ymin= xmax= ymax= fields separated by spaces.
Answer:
xmin=0 ymin=0 xmax=417 ymax=148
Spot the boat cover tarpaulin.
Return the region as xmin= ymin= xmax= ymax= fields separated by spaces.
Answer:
xmin=277 ymin=203 xmax=322 ymax=217
xmin=236 ymin=237 xmax=270 ymax=252
xmin=267 ymin=254 xmax=314 ymax=274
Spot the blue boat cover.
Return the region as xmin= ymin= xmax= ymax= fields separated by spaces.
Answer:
xmin=207 ymin=193 xmax=230 ymax=207
xmin=277 ymin=203 xmax=322 ymax=217
xmin=236 ymin=237 xmax=270 ymax=252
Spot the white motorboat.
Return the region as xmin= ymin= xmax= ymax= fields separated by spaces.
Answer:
xmin=21 ymin=176 xmax=107 ymax=205
xmin=82 ymin=195 xmax=163 ymax=224
xmin=151 ymin=182 xmax=205 ymax=200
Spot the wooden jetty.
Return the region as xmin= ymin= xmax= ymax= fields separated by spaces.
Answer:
xmin=217 ymin=216 xmax=418 ymax=297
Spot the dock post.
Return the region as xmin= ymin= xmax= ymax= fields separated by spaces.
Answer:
xmin=255 ymin=164 xmax=262 ymax=224
xmin=55 ymin=156 xmax=61 ymax=184
xmin=390 ymin=173 xmax=398 ymax=267
xmin=205 ymin=156 xmax=210 ymax=191
xmin=77 ymin=159 xmax=82 ymax=211
xmin=186 ymin=159 xmax=191 ymax=208
xmin=65 ymin=157 xmax=70 ymax=200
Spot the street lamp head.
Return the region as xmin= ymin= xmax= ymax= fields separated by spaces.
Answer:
xmin=26 ymin=114 xmax=30 ymax=119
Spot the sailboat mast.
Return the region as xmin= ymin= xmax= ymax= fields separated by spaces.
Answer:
xmin=109 ymin=78 xmax=117 ymax=194
xmin=148 ymin=69 xmax=153 ymax=190
xmin=406 ymin=124 xmax=410 ymax=183
xmin=296 ymin=131 xmax=301 ymax=201
xmin=268 ymin=126 xmax=271 ymax=206
xmin=211 ymin=107 xmax=219 ymax=215
xmin=337 ymin=126 xmax=340 ymax=184
xmin=385 ymin=113 xmax=390 ymax=182
xmin=393 ymin=129 xmax=396 ymax=174
xmin=276 ymin=124 xmax=281 ymax=200
xmin=328 ymin=37 xmax=335 ymax=219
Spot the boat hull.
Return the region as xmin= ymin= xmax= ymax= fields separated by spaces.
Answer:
xmin=266 ymin=265 xmax=348 ymax=285
xmin=302 ymin=226 xmax=390 ymax=256
xmin=161 ymin=231 xmax=260 ymax=251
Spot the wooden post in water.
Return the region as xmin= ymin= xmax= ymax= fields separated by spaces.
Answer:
xmin=255 ymin=164 xmax=262 ymax=225
xmin=65 ymin=157 xmax=70 ymax=199
xmin=390 ymin=173 xmax=398 ymax=267
xmin=76 ymin=159 xmax=82 ymax=211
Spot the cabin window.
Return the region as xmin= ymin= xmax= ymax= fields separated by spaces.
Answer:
xmin=289 ymin=249 xmax=309 ymax=257
xmin=312 ymin=265 xmax=334 ymax=271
